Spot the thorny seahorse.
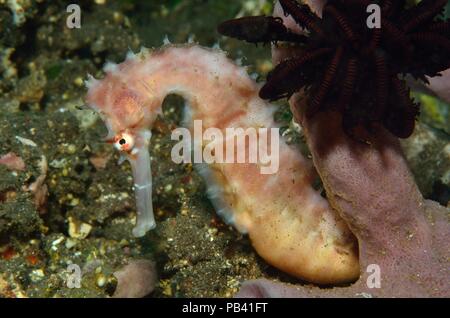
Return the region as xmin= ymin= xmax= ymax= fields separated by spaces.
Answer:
xmin=85 ymin=44 xmax=359 ymax=284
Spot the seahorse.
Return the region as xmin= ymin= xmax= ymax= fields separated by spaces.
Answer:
xmin=85 ymin=44 xmax=358 ymax=284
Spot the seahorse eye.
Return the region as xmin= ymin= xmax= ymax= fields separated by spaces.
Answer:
xmin=114 ymin=132 xmax=135 ymax=152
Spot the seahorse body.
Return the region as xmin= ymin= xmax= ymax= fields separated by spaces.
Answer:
xmin=86 ymin=44 xmax=358 ymax=284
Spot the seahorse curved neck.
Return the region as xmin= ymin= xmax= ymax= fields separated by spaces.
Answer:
xmin=149 ymin=47 xmax=263 ymax=128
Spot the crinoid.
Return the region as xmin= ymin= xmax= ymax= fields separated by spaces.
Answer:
xmin=218 ymin=0 xmax=450 ymax=139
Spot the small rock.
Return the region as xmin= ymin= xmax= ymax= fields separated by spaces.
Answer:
xmin=0 ymin=152 xmax=25 ymax=171
xmin=68 ymin=216 xmax=93 ymax=239
xmin=112 ymin=259 xmax=157 ymax=298
xmin=89 ymin=153 xmax=111 ymax=170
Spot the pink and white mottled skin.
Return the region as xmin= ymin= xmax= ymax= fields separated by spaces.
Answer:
xmin=85 ymin=44 xmax=359 ymax=284
xmin=236 ymin=0 xmax=450 ymax=298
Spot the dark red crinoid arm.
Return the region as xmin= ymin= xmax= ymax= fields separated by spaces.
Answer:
xmin=306 ymin=46 xmax=344 ymax=117
xmin=279 ymin=0 xmax=325 ymax=37
xmin=400 ymin=0 xmax=448 ymax=32
xmin=336 ymin=58 xmax=358 ymax=112
xmin=259 ymin=47 xmax=332 ymax=101
xmin=383 ymin=77 xmax=419 ymax=138
xmin=218 ymin=16 xmax=307 ymax=44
